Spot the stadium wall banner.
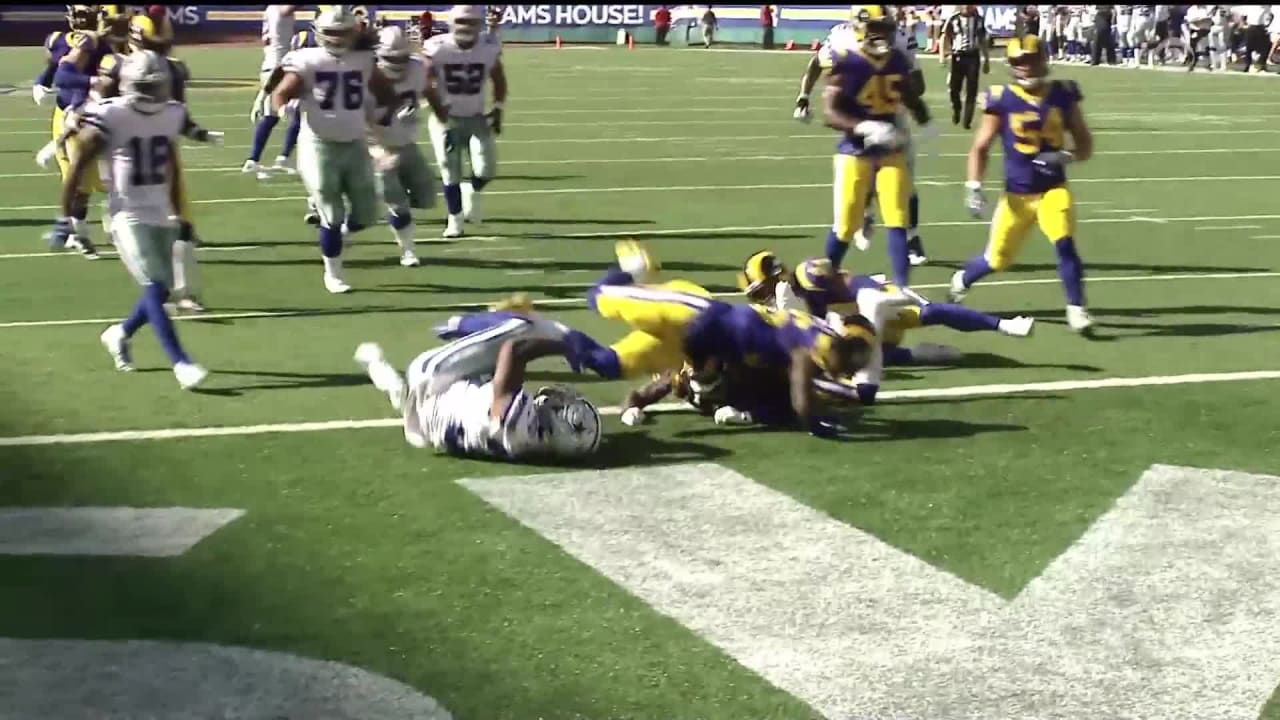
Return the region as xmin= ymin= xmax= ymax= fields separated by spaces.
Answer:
xmin=0 ymin=5 xmax=1021 ymax=46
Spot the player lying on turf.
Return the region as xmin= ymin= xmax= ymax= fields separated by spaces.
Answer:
xmin=740 ymin=251 xmax=1035 ymax=367
xmin=355 ymin=315 xmax=601 ymax=461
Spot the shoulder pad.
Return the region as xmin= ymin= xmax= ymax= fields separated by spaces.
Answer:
xmin=69 ymin=31 xmax=98 ymax=50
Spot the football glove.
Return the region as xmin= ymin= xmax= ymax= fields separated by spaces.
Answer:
xmin=277 ymin=99 xmax=298 ymax=119
xmin=964 ymin=180 xmax=987 ymax=219
xmin=713 ymin=406 xmax=755 ymax=426
xmin=855 ymin=120 xmax=900 ymax=151
xmin=394 ymin=100 xmax=418 ymax=124
xmin=1032 ymin=150 xmax=1075 ymax=175
xmin=620 ymin=406 xmax=646 ymax=427
xmin=205 ymin=130 xmax=225 ymax=147
xmin=46 ymin=217 xmax=73 ymax=250
xmin=792 ymin=95 xmax=811 ymax=123
xmin=250 ymin=90 xmax=267 ymax=123
xmin=32 ymin=84 xmax=52 ymax=106
xmin=487 ymin=104 xmax=503 ymax=135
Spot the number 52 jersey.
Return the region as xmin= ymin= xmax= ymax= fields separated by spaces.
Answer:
xmin=282 ymin=46 xmax=377 ymax=142
xmin=423 ymin=32 xmax=501 ymax=119
xmin=981 ymin=80 xmax=1083 ymax=194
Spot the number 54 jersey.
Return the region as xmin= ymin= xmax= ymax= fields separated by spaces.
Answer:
xmin=981 ymin=80 xmax=1082 ymax=194
xmin=282 ymin=46 xmax=377 ymax=142
xmin=423 ymin=32 xmax=501 ymax=118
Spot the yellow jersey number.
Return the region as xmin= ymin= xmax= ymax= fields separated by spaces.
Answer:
xmin=1009 ymin=107 xmax=1065 ymax=155
xmin=855 ymin=73 xmax=902 ymax=116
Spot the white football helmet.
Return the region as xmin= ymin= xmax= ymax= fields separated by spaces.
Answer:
xmin=119 ymin=50 xmax=171 ymax=113
xmin=314 ymin=6 xmax=358 ymax=55
xmin=450 ymin=4 xmax=484 ymax=47
xmin=534 ymin=386 xmax=602 ymax=458
xmin=376 ymin=25 xmax=412 ymax=79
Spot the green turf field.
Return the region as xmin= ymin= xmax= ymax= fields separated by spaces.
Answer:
xmin=1 ymin=43 xmax=1279 ymax=719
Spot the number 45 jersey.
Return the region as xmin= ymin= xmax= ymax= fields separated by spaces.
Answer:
xmin=423 ymin=32 xmax=501 ymax=118
xmin=819 ymin=44 xmax=914 ymax=156
xmin=981 ymin=80 xmax=1082 ymax=194
xmin=282 ymin=46 xmax=377 ymax=142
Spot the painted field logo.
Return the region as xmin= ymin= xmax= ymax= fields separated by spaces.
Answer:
xmin=462 ymin=463 xmax=1280 ymax=719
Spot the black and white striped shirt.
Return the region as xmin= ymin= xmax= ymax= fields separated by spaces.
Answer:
xmin=943 ymin=11 xmax=987 ymax=54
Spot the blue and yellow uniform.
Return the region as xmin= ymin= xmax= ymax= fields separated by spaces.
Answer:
xmin=291 ymin=29 xmax=318 ymax=50
xmin=820 ymin=7 xmax=915 ymax=276
xmin=589 ymin=279 xmax=715 ymax=378
xmin=52 ymin=29 xmax=115 ymax=194
xmin=683 ymin=302 xmax=860 ymax=381
xmin=977 ymin=79 xmax=1082 ymax=270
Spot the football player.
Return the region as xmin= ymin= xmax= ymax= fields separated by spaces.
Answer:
xmin=46 ymin=4 xmax=129 ymax=259
xmin=95 ymin=14 xmax=224 ymax=312
xmin=795 ymin=7 xmax=931 ymax=266
xmin=370 ymin=25 xmax=435 ymax=268
xmin=246 ymin=4 xmax=298 ymax=179
xmin=353 ymin=321 xmax=602 ymax=461
xmin=272 ymin=6 xmax=435 ymax=294
xmin=952 ymin=35 xmax=1095 ymax=335
xmin=741 ymin=251 xmax=1035 ymax=366
xmin=819 ymin=5 xmax=934 ymax=289
xmin=424 ymin=4 xmax=507 ymax=238
xmin=58 ymin=51 xmax=209 ymax=389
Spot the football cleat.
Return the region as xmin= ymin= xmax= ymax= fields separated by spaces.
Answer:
xmin=68 ymin=234 xmax=100 ymax=260
xmin=324 ymin=273 xmax=352 ymax=294
xmin=1066 ymin=305 xmax=1095 ymax=336
xmin=176 ymin=296 xmax=206 ymax=313
xmin=615 ymin=239 xmax=660 ymax=283
xmin=399 ymin=250 xmax=421 ymax=267
xmin=173 ymin=361 xmax=209 ymax=390
xmin=241 ymin=159 xmax=260 ymax=174
xmin=99 ymin=324 xmax=134 ymax=372
xmin=907 ymin=235 xmax=928 ymax=266
xmin=272 ymin=155 xmax=296 ymax=175
xmin=354 ymin=341 xmax=406 ymax=411
xmin=948 ymin=269 xmax=969 ymax=304
xmin=620 ymin=406 xmax=646 ymax=426
xmin=443 ymin=215 xmax=464 ymax=238
xmin=998 ymin=315 xmax=1036 ymax=337
xmin=35 ymin=140 xmax=57 ymax=169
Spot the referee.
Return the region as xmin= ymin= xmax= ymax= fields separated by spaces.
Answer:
xmin=941 ymin=5 xmax=990 ymax=130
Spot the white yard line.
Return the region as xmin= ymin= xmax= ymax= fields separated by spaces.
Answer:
xmin=2 ymin=370 xmax=1279 ymax=448
xmin=3 ymin=179 xmax=1280 ymax=213
xmin=1 ymin=269 xmax=1276 ymax=329
xmin=0 ymin=245 xmax=259 ymax=260
xmin=1195 ymin=224 xmax=1263 ymax=231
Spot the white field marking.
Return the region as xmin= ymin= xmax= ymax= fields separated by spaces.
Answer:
xmin=176 ymin=126 xmax=1280 ymax=152
xmin=0 ymin=244 xmax=260 ymax=260
xmin=0 ymin=507 xmax=244 ymax=557
xmin=3 ymin=269 xmax=1279 ymax=330
xmin=505 ymin=269 xmax=544 ymax=275
xmin=1195 ymin=224 xmax=1263 ymax=231
xmin=1094 ymin=207 xmax=1159 ymax=213
xmin=462 ymin=463 xmax=1280 ymax=719
xmin=440 ymin=244 xmax=523 ymax=255
xmin=5 ymin=179 xmax=1280 ymax=214
xmin=5 ymin=146 xmax=1275 ymax=181
xmin=1 ymin=638 xmax=452 ymax=720
xmin=3 ymin=370 xmax=1280 ymax=447
xmin=1254 ymin=235 xmax=1280 ymax=239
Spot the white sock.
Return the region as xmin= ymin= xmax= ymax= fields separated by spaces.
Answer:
xmin=323 ymin=255 xmax=343 ymax=277
xmin=172 ymin=239 xmax=198 ymax=297
xmin=367 ymin=358 xmax=400 ymax=394
xmin=393 ymin=224 xmax=416 ymax=253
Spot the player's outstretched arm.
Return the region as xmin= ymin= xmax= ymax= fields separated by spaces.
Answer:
xmin=490 ymin=337 xmax=572 ymax=421
xmin=788 ymin=347 xmax=816 ymax=426
xmin=271 ymin=71 xmax=302 ymax=113
xmin=901 ymin=73 xmax=931 ymax=126
xmin=967 ymin=112 xmax=999 ymax=184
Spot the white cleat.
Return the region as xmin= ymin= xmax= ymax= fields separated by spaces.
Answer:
xmin=173 ymin=361 xmax=209 ymax=390
xmin=99 ymin=324 xmax=134 ymax=372
xmin=241 ymin=159 xmax=260 ymax=174
xmin=998 ymin=315 xmax=1036 ymax=338
xmin=1066 ymin=305 xmax=1096 ymax=336
xmin=399 ymin=250 xmax=421 ymax=267
xmin=176 ymin=296 xmax=206 ymax=313
xmin=911 ymin=342 xmax=964 ymax=365
xmin=907 ymin=251 xmax=929 ymax=267
xmin=461 ymin=181 xmax=480 ymax=222
xmin=443 ymin=215 xmax=464 ymax=238
xmin=354 ymin=342 xmax=406 ymax=411
xmin=272 ymin=155 xmax=296 ymax=175
xmin=615 ymin=239 xmax=660 ymax=283
xmin=948 ymin=269 xmax=969 ymax=304
xmin=324 ymin=273 xmax=352 ymax=294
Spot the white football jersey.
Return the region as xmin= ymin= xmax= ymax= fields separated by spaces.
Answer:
xmin=1213 ymin=5 xmax=1232 ymax=26
xmin=283 ymin=47 xmax=377 ymax=142
xmin=262 ymin=5 xmax=295 ymax=71
xmin=1155 ymin=5 xmax=1171 ymax=21
xmin=423 ymin=32 xmax=502 ymax=118
xmin=404 ymin=380 xmax=543 ymax=459
xmin=894 ymin=25 xmax=919 ymax=70
xmin=83 ymin=97 xmax=185 ymax=226
xmin=376 ymin=56 xmax=429 ymax=148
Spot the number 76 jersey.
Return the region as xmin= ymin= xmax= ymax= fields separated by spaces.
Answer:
xmin=981 ymin=80 xmax=1083 ymax=194
xmin=282 ymin=46 xmax=377 ymax=142
xmin=423 ymin=32 xmax=502 ymax=119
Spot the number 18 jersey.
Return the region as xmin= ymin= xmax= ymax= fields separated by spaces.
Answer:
xmin=423 ymin=33 xmax=502 ymax=118
xmin=980 ymin=80 xmax=1082 ymax=194
xmin=82 ymin=97 xmax=186 ymax=225
xmin=282 ymin=46 xmax=377 ymax=142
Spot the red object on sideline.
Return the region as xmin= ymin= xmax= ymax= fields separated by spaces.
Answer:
xmin=655 ymin=5 xmax=671 ymax=29
xmin=627 ymin=33 xmax=635 ymax=49
xmin=555 ymin=35 xmax=563 ymax=48
xmin=785 ymin=39 xmax=796 ymax=50
xmin=810 ymin=39 xmax=821 ymax=51
xmin=760 ymin=5 xmax=774 ymax=27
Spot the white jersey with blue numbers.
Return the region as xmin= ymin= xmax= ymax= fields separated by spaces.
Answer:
xmin=261 ymin=5 xmax=296 ymax=71
xmin=403 ymin=379 xmax=543 ymax=459
xmin=423 ymin=32 xmax=501 ymax=119
xmin=377 ymin=56 xmax=429 ymax=148
xmin=82 ymin=97 xmax=186 ymax=226
xmin=283 ymin=46 xmax=376 ymax=142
